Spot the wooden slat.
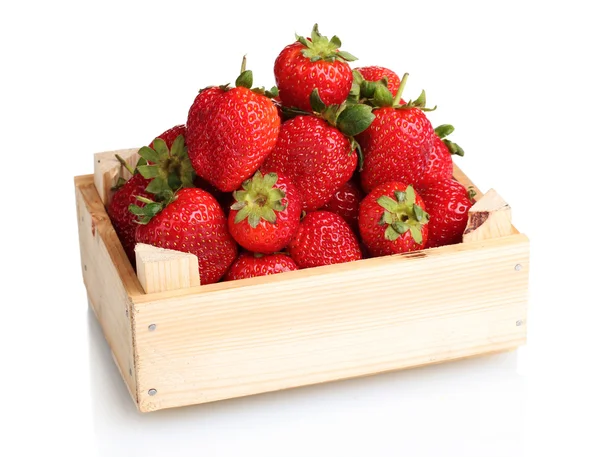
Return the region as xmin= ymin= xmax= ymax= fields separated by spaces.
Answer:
xmin=93 ymin=148 xmax=140 ymax=206
xmin=135 ymin=244 xmax=201 ymax=294
xmin=132 ymin=233 xmax=529 ymax=412
xmin=75 ymin=174 xmax=144 ymax=404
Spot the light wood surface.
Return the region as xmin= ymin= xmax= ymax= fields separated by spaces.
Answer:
xmin=132 ymin=234 xmax=529 ymax=412
xmin=135 ymin=243 xmax=201 ymax=294
xmin=93 ymin=148 xmax=141 ymax=206
xmin=463 ymin=189 xmax=513 ymax=243
xmin=75 ymin=174 xmax=144 ymax=404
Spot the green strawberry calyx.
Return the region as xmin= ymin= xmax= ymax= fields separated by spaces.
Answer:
xmin=358 ymin=72 xmax=437 ymax=112
xmin=308 ymin=88 xmax=375 ymax=170
xmin=136 ymin=135 xmax=195 ymax=200
xmin=296 ymin=24 xmax=357 ymax=63
xmin=231 ymin=55 xmax=279 ymax=99
xmin=128 ymin=190 xmax=176 ymax=225
xmin=230 ymin=170 xmax=287 ymax=228
xmin=434 ymin=124 xmax=465 ymax=157
xmin=377 ymin=185 xmax=429 ymax=244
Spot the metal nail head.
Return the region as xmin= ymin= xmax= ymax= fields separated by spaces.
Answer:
xmin=515 ymin=264 xmax=522 ymax=271
xmin=516 ymin=320 xmax=523 ymax=326
xmin=148 ymin=389 xmax=157 ymax=396
xmin=148 ymin=324 xmax=156 ymax=331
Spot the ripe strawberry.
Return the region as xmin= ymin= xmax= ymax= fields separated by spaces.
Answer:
xmin=107 ymin=172 xmax=153 ymax=266
xmin=288 ymin=211 xmax=362 ymax=268
xmin=224 ymin=252 xmax=298 ymax=281
xmin=359 ymin=182 xmax=429 ymax=256
xmin=355 ymin=66 xmax=401 ymax=96
xmin=420 ymin=124 xmax=464 ymax=186
xmin=322 ymin=179 xmax=364 ymax=231
xmin=417 ymin=178 xmax=472 ymax=248
xmin=133 ymin=187 xmax=237 ymax=285
xmin=261 ymin=115 xmax=358 ymax=211
xmin=357 ymin=74 xmax=435 ymax=193
xmin=108 ymin=127 xmax=192 ymax=266
xmin=228 ymin=170 xmax=301 ymax=254
xmin=274 ymin=24 xmax=357 ymax=112
xmin=186 ymin=65 xmax=280 ymax=192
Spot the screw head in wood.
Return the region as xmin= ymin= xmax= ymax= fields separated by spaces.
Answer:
xmin=514 ymin=264 xmax=522 ymax=271
xmin=148 ymin=389 xmax=157 ymax=396
xmin=148 ymin=324 xmax=156 ymax=331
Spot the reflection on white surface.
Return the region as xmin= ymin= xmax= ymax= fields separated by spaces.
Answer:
xmin=88 ymin=307 xmax=525 ymax=457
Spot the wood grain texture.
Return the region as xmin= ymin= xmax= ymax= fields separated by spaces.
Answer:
xmin=135 ymin=243 xmax=200 ymax=294
xmin=93 ymin=148 xmax=140 ymax=206
xmin=75 ymin=175 xmax=144 ymax=403
xmin=463 ymin=189 xmax=513 ymax=243
xmin=132 ymin=234 xmax=529 ymax=412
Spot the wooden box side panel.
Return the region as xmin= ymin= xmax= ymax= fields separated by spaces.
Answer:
xmin=133 ymin=234 xmax=529 ymax=412
xmin=75 ymin=175 xmax=144 ymax=404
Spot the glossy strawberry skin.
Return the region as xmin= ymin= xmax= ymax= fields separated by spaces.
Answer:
xmin=108 ymin=125 xmax=186 ymax=266
xmin=149 ymin=124 xmax=186 ymax=148
xmin=262 ymin=115 xmax=357 ymax=211
xmin=107 ymin=173 xmax=153 ymax=266
xmin=321 ymin=179 xmax=363 ymax=231
xmin=135 ymin=187 xmax=238 ymax=285
xmin=228 ymin=173 xmax=302 ymax=254
xmin=420 ymin=135 xmax=454 ymax=186
xmin=355 ymin=66 xmax=401 ymax=95
xmin=358 ymin=181 xmax=428 ymax=256
xmin=416 ymin=178 xmax=472 ymax=248
xmin=288 ymin=211 xmax=362 ymax=268
xmin=358 ymin=107 xmax=434 ymax=193
xmin=186 ymin=86 xmax=280 ymax=192
xmin=224 ymin=252 xmax=298 ymax=281
xmin=274 ymin=42 xmax=353 ymax=112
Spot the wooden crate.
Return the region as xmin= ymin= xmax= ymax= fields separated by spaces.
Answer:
xmin=75 ymin=148 xmax=529 ymax=412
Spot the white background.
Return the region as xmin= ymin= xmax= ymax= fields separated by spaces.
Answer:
xmin=2 ymin=1 xmax=599 ymax=456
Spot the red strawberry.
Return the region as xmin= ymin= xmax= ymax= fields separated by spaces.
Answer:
xmin=186 ymin=65 xmax=280 ymax=192
xmin=322 ymin=179 xmax=364 ymax=230
xmin=108 ymin=127 xmax=192 ymax=266
xmin=228 ymin=170 xmax=301 ymax=254
xmin=357 ymin=74 xmax=435 ymax=193
xmin=288 ymin=211 xmax=362 ymax=268
xmin=262 ymin=115 xmax=358 ymax=211
xmin=108 ymin=173 xmax=153 ymax=265
xmin=420 ymin=124 xmax=464 ymax=186
xmin=417 ymin=178 xmax=472 ymax=248
xmin=355 ymin=66 xmax=401 ymax=96
xmin=133 ymin=187 xmax=237 ymax=285
xmin=149 ymin=124 xmax=186 ymax=148
xmin=358 ymin=181 xmax=429 ymax=256
xmin=224 ymin=252 xmax=298 ymax=281
xmin=274 ymin=24 xmax=357 ymax=112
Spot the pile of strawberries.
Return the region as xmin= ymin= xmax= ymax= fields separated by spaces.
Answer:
xmin=108 ymin=24 xmax=474 ymax=285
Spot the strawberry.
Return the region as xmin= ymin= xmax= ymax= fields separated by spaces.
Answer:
xmin=357 ymin=74 xmax=435 ymax=193
xmin=186 ymin=62 xmax=280 ymax=192
xmin=321 ymin=179 xmax=364 ymax=231
xmin=107 ymin=172 xmax=153 ymax=266
xmin=420 ymin=124 xmax=464 ymax=186
xmin=416 ymin=178 xmax=472 ymax=248
xmin=274 ymin=24 xmax=357 ymax=112
xmin=261 ymin=115 xmax=358 ymax=211
xmin=228 ymin=170 xmax=301 ymax=254
xmin=358 ymin=182 xmax=429 ymax=256
xmin=133 ymin=187 xmax=237 ymax=285
xmin=354 ymin=66 xmax=401 ymax=96
xmin=108 ymin=127 xmax=193 ymax=266
xmin=224 ymin=252 xmax=298 ymax=281
xmin=288 ymin=211 xmax=362 ymax=268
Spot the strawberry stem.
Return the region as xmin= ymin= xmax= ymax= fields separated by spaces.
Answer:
xmin=393 ymin=73 xmax=409 ymax=106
